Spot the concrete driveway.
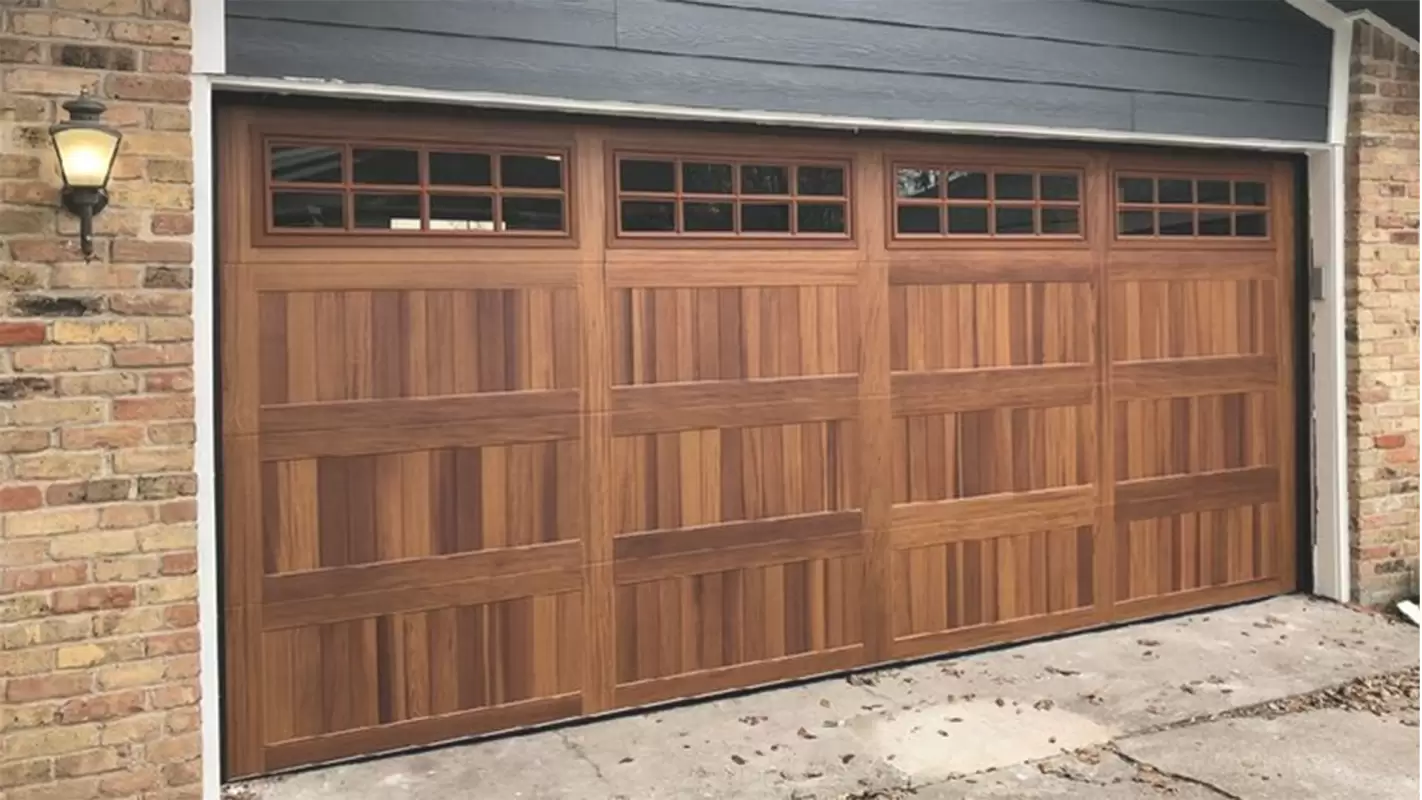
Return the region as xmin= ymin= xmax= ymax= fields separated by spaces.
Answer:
xmin=234 ymin=596 xmax=1418 ymax=800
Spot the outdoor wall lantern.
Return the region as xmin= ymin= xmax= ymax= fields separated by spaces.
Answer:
xmin=50 ymin=94 xmax=122 ymax=260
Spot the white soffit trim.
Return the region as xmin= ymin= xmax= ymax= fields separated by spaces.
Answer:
xmin=209 ymin=74 xmax=1329 ymax=153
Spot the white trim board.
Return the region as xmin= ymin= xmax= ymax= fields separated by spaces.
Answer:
xmin=209 ymin=74 xmax=1330 ymax=153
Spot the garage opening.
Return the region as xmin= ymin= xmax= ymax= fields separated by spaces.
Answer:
xmin=217 ymin=103 xmax=1298 ymax=778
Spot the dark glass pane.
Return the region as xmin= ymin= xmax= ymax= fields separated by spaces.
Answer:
xmin=271 ymin=146 xmax=342 ymax=183
xmin=994 ymin=173 xmax=1034 ymax=201
xmin=1159 ymin=210 xmax=1194 ymax=236
xmin=429 ymin=152 xmax=491 ymax=186
xmin=896 ymin=168 xmax=941 ymax=199
xmin=1199 ymin=210 xmax=1231 ymax=236
xmin=501 ymin=154 xmax=562 ymax=189
xmin=502 ymin=197 xmax=564 ymax=231
xmin=946 ymin=171 xmax=988 ymax=199
xmin=272 ymin=192 xmax=343 ymax=228
xmin=683 ymin=201 xmax=734 ymax=232
xmin=620 ymin=160 xmax=675 ymax=193
xmin=1120 ymin=177 xmax=1153 ymax=204
xmin=995 ymin=206 xmax=1035 ymax=234
xmin=896 ymin=204 xmax=941 ymax=234
xmin=683 ymin=163 xmax=733 ymax=194
xmin=353 ymin=149 xmax=418 ymax=185
xmin=1235 ymin=181 xmax=1267 ymax=206
xmin=1197 ymin=180 xmax=1231 ymax=205
xmin=429 ymin=194 xmax=494 ymax=231
xmin=354 ymin=193 xmax=421 ymax=229
xmin=797 ymin=203 xmax=846 ymax=234
xmin=1235 ymin=212 xmax=1268 ymax=237
xmin=947 ymin=205 xmax=989 ymax=234
xmin=1159 ymin=179 xmax=1193 ymax=204
xmin=1041 ymin=174 xmax=1079 ymax=202
xmin=1041 ymin=207 xmax=1080 ymax=234
xmin=797 ymin=166 xmax=845 ymax=196
xmin=741 ymin=203 xmax=791 ymax=232
xmin=741 ymin=165 xmax=789 ymax=195
xmin=621 ymin=200 xmax=675 ymax=232
xmin=1118 ymin=210 xmax=1154 ymax=236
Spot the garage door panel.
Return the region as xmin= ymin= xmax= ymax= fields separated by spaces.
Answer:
xmin=1115 ymin=503 xmax=1279 ymax=602
xmin=1115 ymin=392 xmax=1278 ymax=481
xmin=611 ymin=286 xmax=858 ymax=384
xmin=889 ymin=282 xmax=1095 ymax=371
xmin=1110 ymin=278 xmax=1278 ymax=361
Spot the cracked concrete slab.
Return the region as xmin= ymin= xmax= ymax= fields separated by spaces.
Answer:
xmin=912 ymin=748 xmax=1222 ymax=799
xmin=237 ymin=597 xmax=1418 ymax=800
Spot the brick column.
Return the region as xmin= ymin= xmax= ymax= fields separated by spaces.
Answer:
xmin=0 ymin=1 xmax=199 ymax=798
xmin=1344 ymin=21 xmax=1420 ymax=606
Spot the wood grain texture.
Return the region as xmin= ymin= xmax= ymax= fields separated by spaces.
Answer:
xmin=220 ymin=106 xmax=1298 ymax=777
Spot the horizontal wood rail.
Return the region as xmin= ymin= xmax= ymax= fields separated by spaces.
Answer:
xmin=611 ymin=376 xmax=858 ymax=435
xmin=1115 ymin=466 xmax=1279 ymax=522
xmin=886 ymin=249 xmax=1093 ymax=284
xmin=261 ymin=389 xmax=580 ymax=434
xmin=1113 ymin=355 xmax=1278 ymax=400
xmin=259 ymin=412 xmax=581 ymax=460
xmin=891 ymin=365 xmax=1095 ymax=416
xmin=1107 ymin=248 xmax=1274 ymax=280
xmin=890 ymin=485 xmax=1097 ymax=549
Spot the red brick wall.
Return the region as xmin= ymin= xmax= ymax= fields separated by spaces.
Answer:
xmin=1345 ymin=21 xmax=1420 ymax=606
xmin=0 ymin=1 xmax=199 ymax=797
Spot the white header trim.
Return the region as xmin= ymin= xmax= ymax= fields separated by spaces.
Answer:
xmin=192 ymin=0 xmax=225 ymax=75
xmin=210 ymin=74 xmax=1329 ymax=153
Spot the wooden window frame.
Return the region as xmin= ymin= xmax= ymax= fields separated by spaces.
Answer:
xmin=247 ymin=114 xmax=580 ymax=250
xmin=888 ymin=160 xmax=1087 ymax=244
xmin=607 ymin=148 xmax=855 ymax=248
xmin=1110 ymin=165 xmax=1276 ymax=248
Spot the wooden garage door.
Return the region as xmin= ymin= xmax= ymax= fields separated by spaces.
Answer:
xmin=219 ymin=106 xmax=1296 ymax=777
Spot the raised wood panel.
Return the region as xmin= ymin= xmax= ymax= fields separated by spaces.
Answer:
xmin=1115 ymin=392 xmax=1277 ymax=481
xmin=611 ymin=421 xmax=858 ymax=535
xmin=611 ymin=286 xmax=857 ymax=384
xmin=1116 ymin=504 xmax=1278 ymax=602
xmin=261 ymin=592 xmax=582 ymax=742
xmin=891 ymin=526 xmax=1095 ymax=639
xmin=889 ymin=282 xmax=1094 ymax=371
xmin=610 ymin=376 xmax=857 ymax=436
xmin=1110 ymin=279 xmax=1277 ymax=361
xmin=261 ymin=441 xmax=580 ymax=575
xmin=258 ymin=288 xmax=580 ymax=405
xmin=614 ymin=555 xmax=864 ymax=684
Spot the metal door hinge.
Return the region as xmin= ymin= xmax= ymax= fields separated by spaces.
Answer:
xmin=1309 ymin=265 xmax=1326 ymax=301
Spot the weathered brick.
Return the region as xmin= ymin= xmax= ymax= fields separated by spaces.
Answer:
xmin=0 ymin=428 xmax=52 ymax=454
xmin=60 ymin=424 xmax=146 ymax=450
xmin=108 ymin=291 xmax=191 ymax=316
xmin=45 ymin=478 xmax=132 ymax=506
xmin=0 ymin=486 xmax=44 ymax=512
xmin=143 ymin=369 xmax=192 ymax=393
xmin=4 ymin=68 xmax=99 ymax=96
xmin=105 ymin=71 xmax=189 ymax=101
xmin=148 ymin=421 xmax=195 ymax=445
xmin=51 ymin=585 xmax=136 ymax=614
xmin=13 ymin=451 xmax=105 ymax=480
xmin=0 ymin=562 xmax=88 ymax=593
xmin=142 ymin=266 xmax=191 ymax=289
xmin=113 ymin=394 xmax=192 ymax=420
xmin=55 ymin=371 xmax=141 ymax=398
xmin=53 ymin=746 xmax=129 ymax=778
xmin=51 ymin=320 xmax=145 ymax=345
xmin=9 ymin=398 xmax=103 ymax=426
xmin=0 ymin=758 xmax=53 ymax=790
xmin=110 ymin=240 xmax=192 ymax=264
xmin=0 ymin=322 xmax=46 ymax=345
xmin=145 ymin=318 xmax=192 ymax=343
xmin=93 ymin=555 xmax=162 ymax=583
xmin=99 ymin=504 xmax=154 ymax=529
xmin=112 ymin=343 xmax=191 ymax=367
xmin=5 ymin=672 xmax=92 ymax=703
xmin=4 ymin=507 xmax=101 ymax=538
xmin=51 ymin=264 xmax=145 ymax=289
xmin=98 ymin=765 xmax=161 ymax=796
xmin=49 ymin=530 xmax=138 ymax=560
xmin=95 ymin=662 xmax=165 ymax=692
xmin=149 ymin=213 xmax=193 ymax=236
xmin=55 ymin=43 xmax=137 ymax=71
xmin=11 ymin=345 xmax=110 ymax=372
xmin=136 ymin=475 xmax=195 ymax=500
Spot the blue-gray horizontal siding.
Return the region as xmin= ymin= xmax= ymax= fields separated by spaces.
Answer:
xmin=225 ymin=0 xmax=1331 ymax=142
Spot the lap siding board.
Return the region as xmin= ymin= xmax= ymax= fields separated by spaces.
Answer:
xmin=217 ymin=105 xmax=1297 ymax=777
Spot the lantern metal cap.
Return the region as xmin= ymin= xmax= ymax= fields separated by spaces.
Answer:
xmin=59 ymin=94 xmax=108 ymax=125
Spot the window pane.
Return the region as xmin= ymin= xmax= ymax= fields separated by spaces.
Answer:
xmin=502 ymin=197 xmax=563 ymax=231
xmin=621 ymin=200 xmax=675 ymax=232
xmin=947 ymin=205 xmax=989 ymax=234
xmin=896 ymin=205 xmax=941 ymax=234
xmin=797 ymin=166 xmax=845 ymax=196
xmin=430 ymin=152 xmax=491 ymax=186
xmin=1118 ymin=210 xmax=1154 ymax=236
xmin=502 ymin=154 xmax=562 ymax=189
xmin=946 ymin=171 xmax=988 ymax=199
xmin=1159 ymin=179 xmax=1193 ymax=204
xmin=620 ymin=160 xmax=675 ymax=193
xmin=1235 ymin=181 xmax=1267 ymax=206
xmin=272 ymin=192 xmax=343 ymax=228
xmin=354 ymin=193 xmax=421 ymax=229
xmin=1159 ymin=210 xmax=1194 ymax=236
xmin=1041 ymin=174 xmax=1079 ymax=202
xmin=1235 ymin=212 xmax=1268 ymax=236
xmin=741 ymin=165 xmax=789 ymax=195
xmin=271 ymin=146 xmax=342 ymax=183
xmin=994 ymin=173 xmax=1034 ymax=201
xmin=1199 ymin=211 xmax=1231 ymax=236
xmin=995 ymin=206 xmax=1035 ymax=234
xmin=1041 ymin=207 xmax=1080 ymax=234
xmin=353 ymin=148 xmax=418 ymax=185
xmin=429 ymin=194 xmax=494 ymax=231
xmin=683 ymin=201 xmax=734 ymax=232
xmin=1120 ymin=177 xmax=1153 ymax=204
xmin=896 ymin=168 xmax=940 ymax=199
xmin=741 ymin=203 xmax=791 ymax=231
xmin=683 ymin=163 xmax=733 ymax=194
xmin=1197 ymin=180 xmax=1231 ymax=205
xmin=797 ymin=203 xmax=846 ymax=233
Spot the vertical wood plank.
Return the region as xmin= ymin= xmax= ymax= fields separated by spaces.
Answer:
xmin=1272 ymin=161 xmax=1298 ymax=590
xmin=858 ymin=146 xmax=893 ymax=662
xmin=1090 ymin=152 xmax=1116 ymax=617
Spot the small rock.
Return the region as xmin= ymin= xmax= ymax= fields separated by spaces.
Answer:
xmin=1033 ymin=699 xmax=1055 ymax=711
xmin=730 ymin=755 xmax=746 ymax=766
xmin=994 ymin=698 xmax=1006 ymax=707
xmin=1137 ymin=638 xmax=1162 ymax=647
xmin=797 ymin=727 xmax=818 ymax=740
xmin=840 ymin=754 xmax=856 ymax=765
xmin=739 ymin=715 xmax=767 ymax=726
xmin=937 ymin=729 xmax=948 ymax=737
xmin=819 ymin=698 xmax=831 ymax=708
xmin=619 ymin=756 xmax=634 ymax=764
xmin=1045 ymin=666 xmax=1080 ymax=676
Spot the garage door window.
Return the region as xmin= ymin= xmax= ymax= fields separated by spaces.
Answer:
xmin=1116 ymin=175 xmax=1268 ymax=239
xmin=893 ymin=166 xmax=1083 ymax=238
xmin=267 ymin=141 xmax=569 ymax=235
xmin=615 ymin=155 xmax=850 ymax=238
